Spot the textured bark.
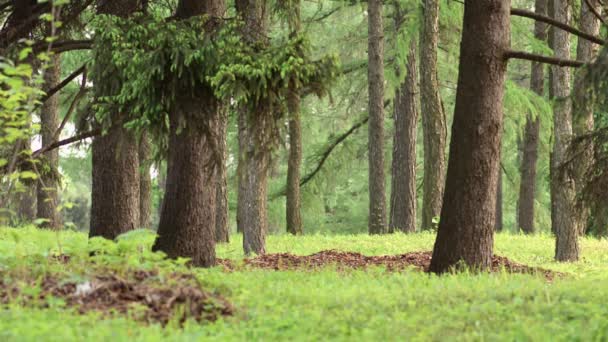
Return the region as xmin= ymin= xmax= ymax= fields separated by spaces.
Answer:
xmin=572 ymin=0 xmax=602 ymax=235
xmin=286 ymin=0 xmax=303 ymax=236
xmin=389 ymin=39 xmax=418 ymax=234
xmin=419 ymin=0 xmax=447 ymax=231
xmin=551 ymin=0 xmax=578 ymax=262
xmin=367 ymin=0 xmax=387 ymax=235
xmin=495 ymin=167 xmax=503 ymax=232
xmin=429 ymin=0 xmax=509 ymax=273
xmin=518 ymin=0 xmax=546 ymax=234
xmin=215 ymin=109 xmax=230 ymax=243
xmin=89 ymin=0 xmax=141 ymax=240
xmin=236 ymin=0 xmax=269 ymax=255
xmin=37 ymin=54 xmax=62 ymax=229
xmin=138 ymin=133 xmax=152 ymax=228
xmin=152 ymin=0 xmax=225 ymax=267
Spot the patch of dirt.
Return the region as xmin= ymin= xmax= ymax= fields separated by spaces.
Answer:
xmin=241 ymin=250 xmax=559 ymax=280
xmin=0 ymin=269 xmax=234 ymax=326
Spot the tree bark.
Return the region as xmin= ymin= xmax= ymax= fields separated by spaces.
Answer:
xmin=152 ymin=0 xmax=225 ymax=268
xmin=138 ymin=132 xmax=152 ymax=228
xmin=367 ymin=0 xmax=387 ymax=235
xmin=551 ymin=0 xmax=578 ymax=261
xmin=572 ymin=0 xmax=602 ymax=236
xmin=215 ymin=108 xmax=230 ymax=243
xmin=429 ymin=0 xmax=510 ymax=273
xmin=286 ymin=0 xmax=303 ymax=236
xmin=389 ymin=38 xmax=418 ymax=234
xmin=495 ymin=166 xmax=503 ymax=232
xmin=236 ymin=0 xmax=269 ymax=255
xmin=36 ymin=54 xmax=62 ymax=229
xmin=89 ymin=0 xmax=141 ymax=240
xmin=518 ymin=0 xmax=546 ymax=234
xmin=419 ymin=0 xmax=447 ymax=231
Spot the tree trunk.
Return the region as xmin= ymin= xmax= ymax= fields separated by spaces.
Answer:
xmin=495 ymin=166 xmax=503 ymax=232
xmin=286 ymin=0 xmax=303 ymax=236
xmin=215 ymin=108 xmax=230 ymax=243
xmin=89 ymin=0 xmax=141 ymax=240
xmin=389 ymin=38 xmax=418 ymax=234
xmin=419 ymin=0 xmax=447 ymax=231
xmin=367 ymin=0 xmax=387 ymax=235
xmin=37 ymin=54 xmax=62 ymax=229
xmin=552 ymin=0 xmax=578 ymax=262
xmin=572 ymin=0 xmax=602 ymax=236
xmin=139 ymin=132 xmax=152 ymax=228
xmin=429 ymin=0 xmax=510 ymax=273
xmin=517 ymin=0 xmax=546 ymax=234
xmin=236 ymin=0 xmax=269 ymax=255
xmin=152 ymin=0 xmax=225 ymax=268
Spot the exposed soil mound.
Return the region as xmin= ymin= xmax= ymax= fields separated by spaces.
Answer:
xmin=243 ymin=250 xmax=559 ymax=280
xmin=0 ymin=269 xmax=234 ymax=325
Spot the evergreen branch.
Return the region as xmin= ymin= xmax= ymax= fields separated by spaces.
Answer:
xmin=583 ymin=0 xmax=607 ymax=26
xmin=40 ymin=65 xmax=86 ymax=104
xmin=505 ymin=50 xmax=585 ymax=67
xmin=32 ymin=128 xmax=100 ymax=158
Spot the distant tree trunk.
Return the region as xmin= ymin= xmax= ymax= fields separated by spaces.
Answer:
xmin=551 ymin=0 xmax=578 ymax=262
xmin=367 ymin=0 xmax=387 ymax=235
xmin=139 ymin=133 xmax=152 ymax=228
xmin=89 ymin=0 xmax=141 ymax=240
xmin=37 ymin=54 xmax=62 ymax=229
xmin=215 ymin=108 xmax=230 ymax=243
xmin=429 ymin=0 xmax=509 ymax=273
xmin=517 ymin=0 xmax=546 ymax=234
xmin=419 ymin=0 xmax=447 ymax=231
xmin=389 ymin=38 xmax=418 ymax=234
xmin=495 ymin=166 xmax=503 ymax=232
xmin=152 ymin=0 xmax=225 ymax=268
xmin=286 ymin=0 xmax=303 ymax=236
xmin=16 ymin=176 xmax=36 ymax=222
xmin=572 ymin=0 xmax=602 ymax=236
xmin=236 ymin=0 xmax=270 ymax=255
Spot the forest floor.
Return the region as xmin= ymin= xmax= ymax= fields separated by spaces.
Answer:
xmin=1 ymin=227 xmax=608 ymax=341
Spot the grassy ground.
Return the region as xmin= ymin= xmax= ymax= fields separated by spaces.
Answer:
xmin=1 ymin=226 xmax=608 ymax=341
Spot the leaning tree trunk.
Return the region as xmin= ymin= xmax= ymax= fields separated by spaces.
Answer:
xmin=389 ymin=38 xmax=418 ymax=234
xmin=37 ymin=54 xmax=62 ymax=229
xmin=517 ymin=0 xmax=546 ymax=234
xmin=367 ymin=0 xmax=387 ymax=235
xmin=215 ymin=108 xmax=230 ymax=243
xmin=139 ymin=132 xmax=152 ymax=228
xmin=286 ymin=0 xmax=303 ymax=236
xmin=419 ymin=0 xmax=447 ymax=231
xmin=552 ymin=0 xmax=578 ymax=261
xmin=572 ymin=0 xmax=602 ymax=236
xmin=429 ymin=0 xmax=510 ymax=273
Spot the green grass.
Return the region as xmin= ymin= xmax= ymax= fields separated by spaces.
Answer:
xmin=1 ymin=226 xmax=608 ymax=341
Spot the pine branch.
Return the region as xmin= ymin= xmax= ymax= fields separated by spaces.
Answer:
xmin=505 ymin=50 xmax=585 ymax=67
xmin=40 ymin=65 xmax=86 ymax=104
xmin=583 ymin=0 xmax=607 ymax=26
xmin=32 ymin=128 xmax=100 ymax=158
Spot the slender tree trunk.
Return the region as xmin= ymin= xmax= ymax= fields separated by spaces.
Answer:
xmin=152 ymin=0 xmax=225 ymax=267
xmin=419 ymin=0 xmax=447 ymax=231
xmin=572 ymin=0 xmax=602 ymax=236
xmin=389 ymin=38 xmax=418 ymax=234
xmin=37 ymin=54 xmax=62 ymax=229
xmin=518 ymin=0 xmax=546 ymax=234
xmin=89 ymin=0 xmax=141 ymax=240
xmin=139 ymin=132 xmax=152 ymax=228
xmin=551 ymin=0 xmax=578 ymax=262
xmin=367 ymin=0 xmax=387 ymax=235
xmin=286 ymin=0 xmax=303 ymax=236
xmin=429 ymin=0 xmax=510 ymax=273
xmin=215 ymin=108 xmax=230 ymax=243
xmin=236 ymin=0 xmax=270 ymax=255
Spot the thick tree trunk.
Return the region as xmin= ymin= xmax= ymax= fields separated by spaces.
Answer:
xmin=429 ymin=0 xmax=510 ymax=273
xmin=389 ymin=39 xmax=418 ymax=234
xmin=286 ymin=0 xmax=303 ymax=236
xmin=419 ymin=0 xmax=447 ymax=231
xmin=236 ymin=0 xmax=269 ymax=254
xmin=37 ymin=54 xmax=62 ymax=229
xmin=495 ymin=166 xmax=503 ymax=232
xmin=517 ymin=0 xmax=546 ymax=234
xmin=138 ymin=133 xmax=152 ymax=228
xmin=152 ymin=0 xmax=225 ymax=267
xmin=552 ymin=0 xmax=578 ymax=261
xmin=215 ymin=109 xmax=230 ymax=243
xmin=572 ymin=0 xmax=602 ymax=236
xmin=89 ymin=0 xmax=141 ymax=240
xmin=367 ymin=0 xmax=387 ymax=235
